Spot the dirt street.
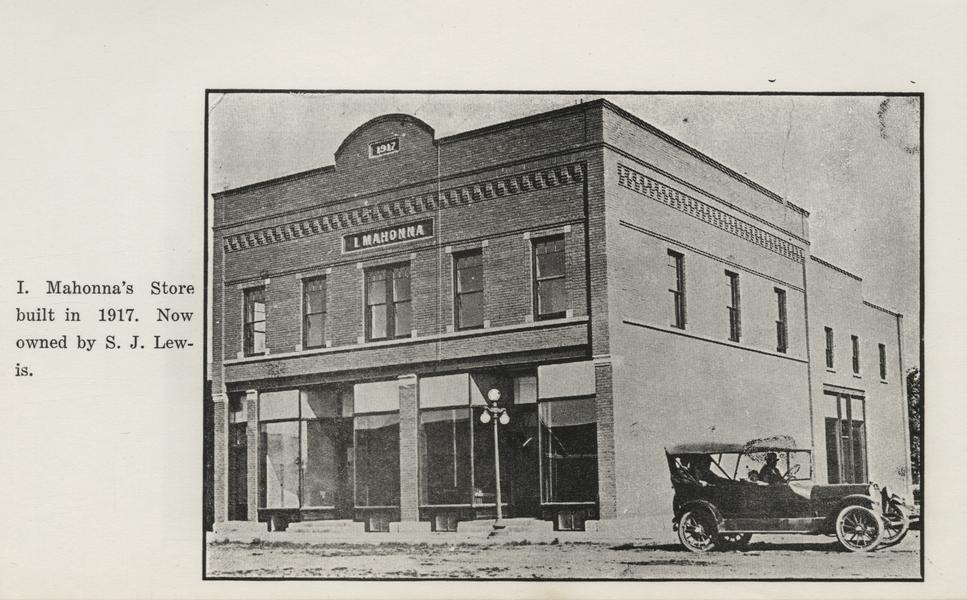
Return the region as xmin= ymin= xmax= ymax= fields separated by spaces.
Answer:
xmin=206 ymin=531 xmax=921 ymax=579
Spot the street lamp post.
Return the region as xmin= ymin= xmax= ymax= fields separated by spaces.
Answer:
xmin=479 ymin=388 xmax=510 ymax=528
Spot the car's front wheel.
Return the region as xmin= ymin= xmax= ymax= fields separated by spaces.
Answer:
xmin=678 ymin=509 xmax=718 ymax=552
xmin=835 ymin=505 xmax=884 ymax=552
xmin=878 ymin=503 xmax=910 ymax=549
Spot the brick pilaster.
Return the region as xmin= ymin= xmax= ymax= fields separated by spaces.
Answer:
xmin=397 ymin=374 xmax=419 ymax=521
xmin=594 ymin=357 xmax=617 ymax=519
xmin=245 ymin=389 xmax=259 ymax=521
xmin=212 ymin=392 xmax=228 ymax=523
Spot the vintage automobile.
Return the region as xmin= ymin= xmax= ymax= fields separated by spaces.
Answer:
xmin=665 ymin=440 xmax=910 ymax=552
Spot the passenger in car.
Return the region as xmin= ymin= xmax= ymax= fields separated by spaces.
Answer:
xmin=689 ymin=455 xmax=729 ymax=486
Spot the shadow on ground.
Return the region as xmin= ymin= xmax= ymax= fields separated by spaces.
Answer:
xmin=612 ymin=540 xmax=850 ymax=553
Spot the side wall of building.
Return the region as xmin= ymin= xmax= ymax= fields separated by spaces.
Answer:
xmin=805 ymin=258 xmax=911 ymax=496
xmin=601 ymin=107 xmax=813 ymax=531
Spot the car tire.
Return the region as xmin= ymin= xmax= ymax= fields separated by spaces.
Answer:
xmin=717 ymin=533 xmax=752 ymax=550
xmin=835 ymin=505 xmax=884 ymax=552
xmin=878 ymin=504 xmax=910 ymax=549
xmin=678 ymin=509 xmax=718 ymax=552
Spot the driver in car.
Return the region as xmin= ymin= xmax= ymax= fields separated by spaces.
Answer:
xmin=759 ymin=452 xmax=784 ymax=484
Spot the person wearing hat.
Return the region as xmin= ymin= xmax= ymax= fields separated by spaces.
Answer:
xmin=760 ymin=452 xmax=784 ymax=485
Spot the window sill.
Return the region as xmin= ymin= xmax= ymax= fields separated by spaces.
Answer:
xmin=880 ymin=379 xmax=889 ymax=384
xmin=852 ymin=373 xmax=862 ymax=379
xmin=826 ymin=368 xmax=836 ymax=374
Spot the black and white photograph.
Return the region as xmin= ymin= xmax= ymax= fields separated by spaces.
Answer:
xmin=10 ymin=2 xmax=967 ymax=598
xmin=204 ymin=92 xmax=922 ymax=580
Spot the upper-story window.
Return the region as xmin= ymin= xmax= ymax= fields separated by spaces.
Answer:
xmin=775 ymin=287 xmax=788 ymax=353
xmin=454 ymin=250 xmax=484 ymax=330
xmin=243 ymin=287 xmax=266 ymax=356
xmin=851 ymin=335 xmax=861 ymax=375
xmin=879 ymin=343 xmax=888 ymax=381
xmin=726 ymin=270 xmax=741 ymax=342
xmin=667 ymin=249 xmax=686 ymax=329
xmin=366 ymin=263 xmax=411 ymax=341
xmin=825 ymin=327 xmax=834 ymax=369
xmin=303 ymin=277 xmax=326 ymax=349
xmin=533 ymin=236 xmax=567 ymax=320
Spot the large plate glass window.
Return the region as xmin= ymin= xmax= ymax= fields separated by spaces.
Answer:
xmin=354 ymin=413 xmax=400 ymax=507
xmin=257 ymin=388 xmax=354 ymax=513
xmin=540 ymin=397 xmax=598 ymax=503
xmin=419 ymin=407 xmax=472 ymax=504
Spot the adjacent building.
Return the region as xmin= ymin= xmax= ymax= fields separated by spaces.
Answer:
xmin=210 ymin=99 xmax=911 ymax=535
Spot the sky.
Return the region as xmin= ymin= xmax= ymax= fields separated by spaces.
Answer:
xmin=208 ymin=93 xmax=921 ymax=370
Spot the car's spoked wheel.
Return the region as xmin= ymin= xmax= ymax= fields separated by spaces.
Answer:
xmin=678 ymin=509 xmax=718 ymax=552
xmin=878 ymin=504 xmax=910 ymax=549
xmin=717 ymin=533 xmax=752 ymax=550
xmin=835 ymin=505 xmax=884 ymax=552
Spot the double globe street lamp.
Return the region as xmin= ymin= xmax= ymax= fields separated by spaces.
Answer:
xmin=479 ymin=388 xmax=510 ymax=528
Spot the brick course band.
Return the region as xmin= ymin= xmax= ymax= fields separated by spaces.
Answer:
xmin=223 ymin=163 xmax=586 ymax=253
xmin=616 ymin=163 xmax=804 ymax=263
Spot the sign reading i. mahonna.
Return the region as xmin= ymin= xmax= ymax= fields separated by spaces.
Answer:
xmin=343 ymin=218 xmax=434 ymax=252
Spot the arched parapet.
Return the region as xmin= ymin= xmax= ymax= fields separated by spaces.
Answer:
xmin=333 ymin=114 xmax=438 ymax=190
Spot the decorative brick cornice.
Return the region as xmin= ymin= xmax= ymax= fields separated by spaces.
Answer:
xmin=223 ymin=163 xmax=584 ymax=253
xmin=616 ymin=163 xmax=805 ymax=263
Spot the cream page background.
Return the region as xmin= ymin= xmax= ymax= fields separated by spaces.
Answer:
xmin=0 ymin=1 xmax=964 ymax=599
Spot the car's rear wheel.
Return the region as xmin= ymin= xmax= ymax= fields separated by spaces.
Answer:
xmin=835 ymin=505 xmax=884 ymax=552
xmin=878 ymin=503 xmax=910 ymax=548
xmin=678 ymin=509 xmax=718 ymax=552
xmin=717 ymin=532 xmax=752 ymax=550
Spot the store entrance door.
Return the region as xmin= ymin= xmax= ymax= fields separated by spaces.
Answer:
xmin=505 ymin=404 xmax=540 ymax=517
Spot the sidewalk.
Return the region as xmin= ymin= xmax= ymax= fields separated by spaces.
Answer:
xmin=208 ymin=519 xmax=668 ymax=547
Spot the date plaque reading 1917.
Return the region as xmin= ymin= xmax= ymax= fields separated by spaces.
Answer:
xmin=369 ymin=136 xmax=399 ymax=158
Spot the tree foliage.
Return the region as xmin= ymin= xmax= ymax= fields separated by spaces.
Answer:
xmin=907 ymin=367 xmax=922 ymax=483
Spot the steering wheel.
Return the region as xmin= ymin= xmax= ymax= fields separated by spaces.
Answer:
xmin=782 ymin=464 xmax=801 ymax=482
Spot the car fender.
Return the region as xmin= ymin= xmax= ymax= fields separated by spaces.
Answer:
xmin=828 ymin=494 xmax=879 ymax=519
xmin=674 ymin=499 xmax=725 ymax=528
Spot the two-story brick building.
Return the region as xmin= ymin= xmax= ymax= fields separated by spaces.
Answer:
xmin=210 ymin=99 xmax=911 ymax=535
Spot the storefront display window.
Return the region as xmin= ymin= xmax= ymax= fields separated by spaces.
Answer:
xmin=261 ymin=421 xmax=300 ymax=508
xmin=419 ymin=408 xmax=472 ymax=504
xmin=540 ymin=397 xmax=598 ymax=503
xmin=354 ymin=413 xmax=400 ymax=507
xmin=258 ymin=387 xmax=353 ymax=511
